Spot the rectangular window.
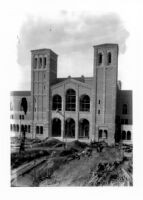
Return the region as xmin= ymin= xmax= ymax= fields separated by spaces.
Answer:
xmin=98 ymin=110 xmax=100 ymax=114
xmin=40 ymin=126 xmax=43 ymax=134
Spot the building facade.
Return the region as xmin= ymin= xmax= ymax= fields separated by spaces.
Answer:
xmin=10 ymin=43 xmax=133 ymax=145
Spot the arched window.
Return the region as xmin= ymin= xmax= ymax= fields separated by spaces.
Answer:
xmin=21 ymin=125 xmax=24 ymax=132
xmin=107 ymin=52 xmax=111 ymax=64
xmin=122 ymin=131 xmax=126 ymax=140
xmin=99 ymin=130 xmax=102 ymax=138
xmin=17 ymin=125 xmax=19 ymax=132
xmin=65 ymin=118 xmax=75 ymax=138
xmin=80 ymin=95 xmax=90 ymax=111
xmin=44 ymin=57 xmax=46 ymax=68
xmin=122 ymin=104 xmax=127 ymax=114
xmin=52 ymin=118 xmax=61 ymax=137
xmin=36 ymin=126 xmax=39 ymax=134
xmin=34 ymin=58 xmax=38 ymax=68
xmin=104 ymin=130 xmax=108 ymax=139
xmin=98 ymin=53 xmax=102 ymax=65
xmin=127 ymin=131 xmax=131 ymax=140
xmin=79 ymin=119 xmax=89 ymax=138
xmin=39 ymin=57 xmax=42 ymax=68
xmin=66 ymin=89 xmax=76 ymax=111
xmin=52 ymin=95 xmax=62 ymax=111
xmin=14 ymin=124 xmax=16 ymax=132
xmin=40 ymin=126 xmax=43 ymax=134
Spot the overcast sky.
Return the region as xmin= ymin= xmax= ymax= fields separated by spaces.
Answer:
xmin=5 ymin=0 xmax=142 ymax=93
xmin=1 ymin=0 xmax=143 ymax=196
xmin=16 ymin=12 xmax=129 ymax=90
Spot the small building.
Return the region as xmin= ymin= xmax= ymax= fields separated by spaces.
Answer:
xmin=10 ymin=43 xmax=133 ymax=145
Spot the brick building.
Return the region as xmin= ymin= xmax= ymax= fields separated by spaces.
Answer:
xmin=10 ymin=43 xmax=133 ymax=145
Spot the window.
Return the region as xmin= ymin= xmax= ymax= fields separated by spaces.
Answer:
xmin=107 ymin=52 xmax=111 ymax=64
xmin=52 ymin=118 xmax=61 ymax=137
xmin=65 ymin=118 xmax=75 ymax=138
xmin=99 ymin=130 xmax=102 ymax=138
xmin=19 ymin=115 xmax=21 ymax=120
xmin=125 ymin=119 xmax=128 ymax=124
xmin=127 ymin=131 xmax=131 ymax=140
xmin=34 ymin=58 xmax=37 ymax=68
xmin=104 ymin=130 xmax=108 ymax=139
xmin=98 ymin=110 xmax=100 ymax=114
xmin=52 ymin=95 xmax=62 ymax=111
xmin=98 ymin=100 xmax=100 ymax=104
xmin=79 ymin=119 xmax=89 ymax=138
xmin=66 ymin=89 xmax=76 ymax=111
xmin=44 ymin=57 xmax=46 ymax=68
xmin=36 ymin=126 xmax=39 ymax=134
xmin=98 ymin=53 xmax=102 ymax=65
xmin=40 ymin=126 xmax=43 ymax=134
xmin=17 ymin=125 xmax=19 ymax=132
xmin=122 ymin=104 xmax=127 ymax=114
xmin=39 ymin=57 xmax=42 ymax=68
xmin=80 ymin=95 xmax=90 ymax=111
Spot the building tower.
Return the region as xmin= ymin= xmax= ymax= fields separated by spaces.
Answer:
xmin=92 ymin=44 xmax=118 ymax=144
xmin=31 ymin=49 xmax=58 ymax=138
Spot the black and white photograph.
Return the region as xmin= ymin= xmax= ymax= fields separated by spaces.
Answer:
xmin=1 ymin=0 xmax=143 ymax=197
xmin=10 ymin=2 xmax=133 ymax=187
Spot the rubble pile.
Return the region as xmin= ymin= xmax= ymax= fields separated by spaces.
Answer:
xmin=88 ymin=157 xmax=132 ymax=186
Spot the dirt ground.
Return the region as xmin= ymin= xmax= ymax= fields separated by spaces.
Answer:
xmin=11 ymin=138 xmax=133 ymax=187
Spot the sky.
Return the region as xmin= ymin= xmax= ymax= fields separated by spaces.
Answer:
xmin=1 ymin=0 xmax=143 ymax=198
xmin=17 ymin=12 xmax=129 ymax=90
xmin=4 ymin=0 xmax=142 ymax=92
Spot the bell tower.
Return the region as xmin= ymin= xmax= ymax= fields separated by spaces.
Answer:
xmin=92 ymin=44 xmax=118 ymax=144
xmin=31 ymin=49 xmax=58 ymax=138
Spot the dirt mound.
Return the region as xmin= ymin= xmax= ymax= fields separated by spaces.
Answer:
xmin=59 ymin=148 xmax=78 ymax=157
xmin=67 ymin=140 xmax=88 ymax=150
xmin=36 ymin=138 xmax=64 ymax=148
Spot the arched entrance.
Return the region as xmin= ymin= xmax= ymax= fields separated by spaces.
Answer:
xmin=52 ymin=118 xmax=61 ymax=137
xmin=79 ymin=119 xmax=89 ymax=138
xmin=65 ymin=118 xmax=75 ymax=138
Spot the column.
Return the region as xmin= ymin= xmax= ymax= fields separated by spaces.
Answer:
xmin=75 ymin=84 xmax=79 ymax=140
xmin=62 ymin=85 xmax=65 ymax=139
